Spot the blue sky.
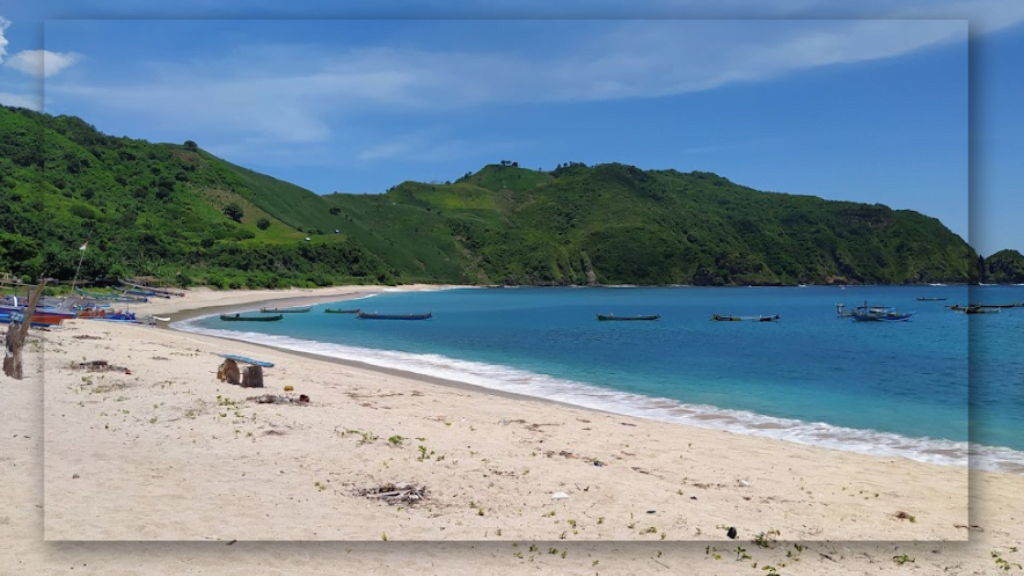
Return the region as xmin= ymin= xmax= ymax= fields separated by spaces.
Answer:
xmin=1 ymin=2 xmax=1021 ymax=257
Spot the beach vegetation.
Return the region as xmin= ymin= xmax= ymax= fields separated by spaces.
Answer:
xmin=893 ymin=510 xmax=917 ymax=523
xmin=893 ymin=554 xmax=915 ymax=565
xmin=387 ymin=435 xmax=404 ymax=446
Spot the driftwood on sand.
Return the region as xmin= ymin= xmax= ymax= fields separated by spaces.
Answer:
xmin=3 ymin=280 xmax=46 ymax=380
xmin=358 ymin=482 xmax=427 ymax=505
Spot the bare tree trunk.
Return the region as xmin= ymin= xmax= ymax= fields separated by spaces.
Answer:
xmin=241 ymin=365 xmax=264 ymax=388
xmin=4 ymin=280 xmax=47 ymax=380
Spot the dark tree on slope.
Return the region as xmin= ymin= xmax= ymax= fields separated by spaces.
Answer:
xmin=223 ymin=202 xmax=244 ymax=223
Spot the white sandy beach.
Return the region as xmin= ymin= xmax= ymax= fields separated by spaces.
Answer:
xmin=2 ymin=285 xmax=1022 ymax=573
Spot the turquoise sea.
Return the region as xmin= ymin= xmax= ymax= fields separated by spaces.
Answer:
xmin=177 ymin=285 xmax=1024 ymax=474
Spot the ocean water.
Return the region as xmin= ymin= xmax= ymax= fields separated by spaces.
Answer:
xmin=177 ymin=285 xmax=1024 ymax=474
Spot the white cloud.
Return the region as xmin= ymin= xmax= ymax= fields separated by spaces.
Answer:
xmin=0 ymin=16 xmax=10 ymax=63
xmin=45 ymin=20 xmax=967 ymax=150
xmin=4 ymin=49 xmax=83 ymax=77
xmin=0 ymin=91 xmax=42 ymax=111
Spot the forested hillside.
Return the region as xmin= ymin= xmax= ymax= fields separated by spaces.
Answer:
xmin=0 ymin=105 xmax=984 ymax=288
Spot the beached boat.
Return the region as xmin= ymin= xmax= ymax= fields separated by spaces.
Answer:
xmin=115 ymin=285 xmax=170 ymax=299
xmin=1 ymin=311 xmax=66 ymax=328
xmin=711 ymin=314 xmax=780 ymax=322
xmin=259 ymin=305 xmax=312 ymax=313
xmin=119 ymin=279 xmax=185 ymax=298
xmin=220 ymin=313 xmax=284 ymax=322
xmin=324 ymin=308 xmax=361 ymax=314
xmin=357 ymin=312 xmax=432 ymax=320
xmin=596 ymin=313 xmax=660 ymax=321
xmin=74 ymin=287 xmax=148 ymax=303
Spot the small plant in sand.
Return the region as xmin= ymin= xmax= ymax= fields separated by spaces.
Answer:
xmin=893 ymin=510 xmax=917 ymax=523
xmin=892 ymin=554 xmax=914 ymax=565
xmin=314 ymin=481 xmax=326 ymax=491
xmin=642 ymin=526 xmax=657 ymax=535
xmin=388 ymin=435 xmax=404 ymax=446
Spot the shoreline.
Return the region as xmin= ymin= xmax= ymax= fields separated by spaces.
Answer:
xmin=164 ymin=290 xmax=619 ymax=418
xmin=161 ymin=289 xmax=1023 ymax=476
xmin=31 ymin=284 xmax=1021 ymax=546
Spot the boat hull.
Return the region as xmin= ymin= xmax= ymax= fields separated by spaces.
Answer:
xmin=357 ymin=312 xmax=432 ymax=320
xmin=259 ymin=306 xmax=312 ymax=313
xmin=220 ymin=314 xmax=284 ymax=322
xmin=596 ymin=314 xmax=660 ymax=321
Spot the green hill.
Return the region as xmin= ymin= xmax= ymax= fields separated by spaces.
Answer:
xmin=982 ymin=249 xmax=1024 ymax=284
xmin=0 ymin=105 xmax=985 ymax=288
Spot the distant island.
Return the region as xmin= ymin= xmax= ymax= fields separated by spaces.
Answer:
xmin=0 ymin=105 xmax=1006 ymax=289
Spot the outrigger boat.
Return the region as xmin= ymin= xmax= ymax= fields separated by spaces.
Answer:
xmin=259 ymin=305 xmax=312 ymax=313
xmin=836 ymin=303 xmax=893 ymax=318
xmin=596 ymin=313 xmax=661 ymax=321
xmin=324 ymin=308 xmax=361 ymax=314
xmin=951 ymin=305 xmax=1001 ymax=315
xmin=220 ymin=313 xmax=284 ymax=322
xmin=119 ymin=279 xmax=185 ymax=298
xmin=357 ymin=312 xmax=432 ymax=320
xmin=710 ymin=314 xmax=780 ymax=322
xmin=74 ymin=287 xmax=148 ymax=303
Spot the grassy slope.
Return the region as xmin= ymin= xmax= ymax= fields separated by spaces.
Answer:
xmin=0 ymin=106 xmax=983 ymax=286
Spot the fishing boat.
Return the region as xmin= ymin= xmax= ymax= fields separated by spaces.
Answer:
xmin=220 ymin=313 xmax=284 ymax=322
xmin=851 ymin=309 xmax=914 ymax=322
xmin=957 ymin=306 xmax=1000 ymax=315
xmin=916 ymin=297 xmax=948 ymax=301
xmin=259 ymin=305 xmax=312 ymax=313
xmin=976 ymin=303 xmax=1024 ymax=308
xmin=74 ymin=287 xmax=148 ymax=303
xmin=114 ymin=285 xmax=169 ymax=298
xmin=596 ymin=313 xmax=661 ymax=321
xmin=119 ymin=279 xmax=185 ymax=298
xmin=1 ymin=311 xmax=65 ymax=328
xmin=835 ymin=303 xmax=893 ymax=318
xmin=324 ymin=308 xmax=361 ymax=314
xmin=0 ymin=301 xmax=75 ymax=326
xmin=357 ymin=312 xmax=432 ymax=320
xmin=711 ymin=314 xmax=780 ymax=322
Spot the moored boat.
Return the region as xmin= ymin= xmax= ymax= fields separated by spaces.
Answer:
xmin=596 ymin=313 xmax=661 ymax=321
xmin=851 ymin=310 xmax=914 ymax=322
xmin=711 ymin=314 xmax=780 ymax=322
xmin=325 ymin=308 xmax=361 ymax=314
xmin=259 ymin=305 xmax=312 ymax=313
xmin=357 ymin=312 xmax=432 ymax=320
xmin=916 ymin=297 xmax=947 ymax=301
xmin=220 ymin=313 xmax=284 ymax=322
xmin=836 ymin=303 xmax=893 ymax=318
